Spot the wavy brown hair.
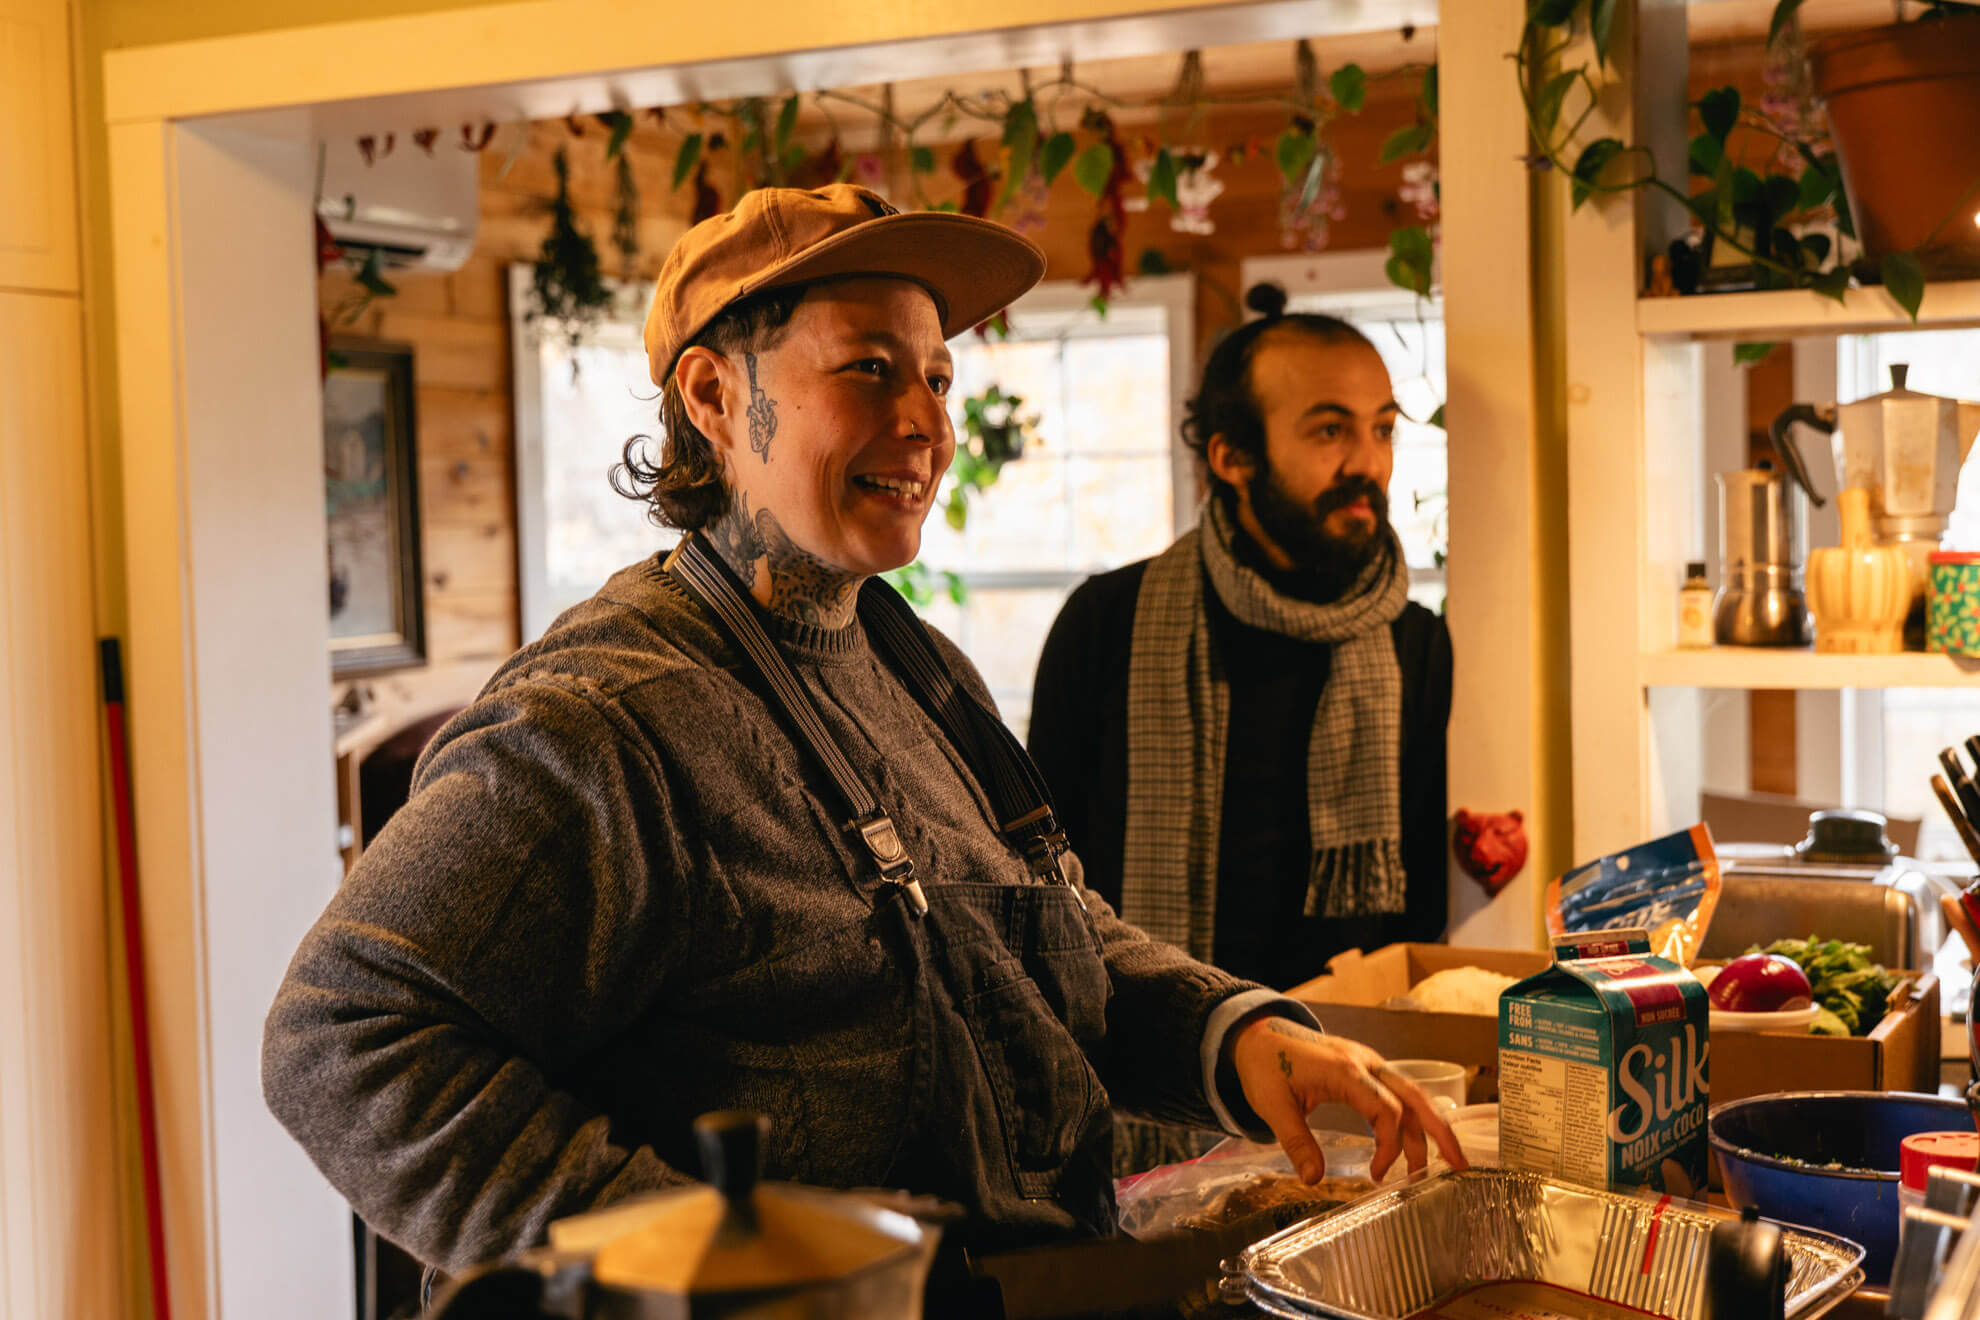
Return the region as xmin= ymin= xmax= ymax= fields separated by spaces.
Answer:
xmin=612 ymin=285 xmax=808 ymax=530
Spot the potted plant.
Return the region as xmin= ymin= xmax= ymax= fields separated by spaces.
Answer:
xmin=1785 ymin=0 xmax=1980 ymax=277
xmin=1521 ymin=0 xmax=1980 ymax=315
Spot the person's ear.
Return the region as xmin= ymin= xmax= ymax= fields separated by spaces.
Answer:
xmin=1205 ymin=432 xmax=1255 ymax=491
xmin=675 ymin=347 xmax=737 ymax=456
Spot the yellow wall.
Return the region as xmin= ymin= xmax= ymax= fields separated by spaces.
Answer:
xmin=92 ymin=0 xmax=508 ymax=49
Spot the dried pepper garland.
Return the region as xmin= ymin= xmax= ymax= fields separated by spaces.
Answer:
xmin=1075 ymin=108 xmax=1133 ymax=309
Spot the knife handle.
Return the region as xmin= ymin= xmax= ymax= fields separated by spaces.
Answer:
xmin=1940 ymin=748 xmax=1980 ymax=823
xmin=1931 ymin=774 xmax=1980 ymax=868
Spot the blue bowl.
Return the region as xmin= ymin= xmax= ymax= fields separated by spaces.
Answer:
xmin=1709 ymin=1090 xmax=1973 ymax=1286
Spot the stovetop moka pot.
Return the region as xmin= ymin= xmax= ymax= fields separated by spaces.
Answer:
xmin=426 ymin=1112 xmax=946 ymax=1319
xmin=1715 ymin=464 xmax=1812 ymax=646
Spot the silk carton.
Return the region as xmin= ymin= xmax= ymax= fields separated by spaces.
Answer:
xmin=1497 ymin=928 xmax=1710 ymax=1197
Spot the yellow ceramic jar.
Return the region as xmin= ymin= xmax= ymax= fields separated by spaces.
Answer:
xmin=1809 ymin=488 xmax=1912 ymax=653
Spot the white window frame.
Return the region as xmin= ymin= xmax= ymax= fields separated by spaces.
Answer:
xmin=1239 ymin=249 xmax=1448 ymax=600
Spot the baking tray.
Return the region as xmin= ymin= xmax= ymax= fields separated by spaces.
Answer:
xmin=1241 ymin=1169 xmax=1865 ymax=1320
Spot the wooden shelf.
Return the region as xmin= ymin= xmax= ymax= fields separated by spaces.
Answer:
xmin=1637 ymin=279 xmax=1980 ymax=341
xmin=1640 ymin=647 xmax=1980 ymax=689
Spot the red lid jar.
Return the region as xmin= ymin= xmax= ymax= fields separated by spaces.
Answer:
xmin=1899 ymin=1131 xmax=1980 ymax=1192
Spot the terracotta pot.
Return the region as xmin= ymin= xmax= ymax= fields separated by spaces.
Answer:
xmin=1812 ymin=16 xmax=1980 ymax=275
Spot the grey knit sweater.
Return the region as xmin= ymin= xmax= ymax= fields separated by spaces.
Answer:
xmin=263 ymin=554 xmax=1278 ymax=1271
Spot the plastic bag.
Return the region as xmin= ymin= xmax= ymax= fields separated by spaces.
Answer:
xmin=1546 ymin=824 xmax=1722 ymax=966
xmin=1114 ymin=1130 xmax=1376 ymax=1239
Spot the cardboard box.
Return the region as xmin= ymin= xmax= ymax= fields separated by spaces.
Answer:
xmin=1287 ymin=943 xmax=1942 ymax=1110
xmin=1287 ymin=944 xmax=1548 ymax=1104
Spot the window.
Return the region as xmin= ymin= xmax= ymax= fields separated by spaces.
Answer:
xmin=1833 ymin=328 xmax=1980 ymax=863
xmin=511 ymin=269 xmax=1198 ymax=735
xmin=1243 ymin=251 xmax=1447 ymax=613
xmin=909 ymin=275 xmax=1196 ymax=732
xmin=510 ymin=268 xmax=668 ymax=642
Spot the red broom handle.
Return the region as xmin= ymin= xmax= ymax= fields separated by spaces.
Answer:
xmin=100 ymin=639 xmax=173 ymax=1320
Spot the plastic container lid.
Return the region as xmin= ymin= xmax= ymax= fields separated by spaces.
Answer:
xmin=1899 ymin=1131 xmax=1980 ymax=1191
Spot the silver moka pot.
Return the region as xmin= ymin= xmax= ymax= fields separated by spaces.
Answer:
xmin=1715 ymin=464 xmax=1812 ymax=647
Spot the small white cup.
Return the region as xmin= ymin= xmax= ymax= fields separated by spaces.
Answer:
xmin=1381 ymin=1058 xmax=1467 ymax=1113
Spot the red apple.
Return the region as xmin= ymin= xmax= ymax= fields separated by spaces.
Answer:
xmin=1708 ymin=953 xmax=1814 ymax=1013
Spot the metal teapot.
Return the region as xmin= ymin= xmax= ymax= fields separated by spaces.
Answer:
xmin=426 ymin=1112 xmax=947 ymax=1319
xmin=1770 ymin=364 xmax=1980 ymax=526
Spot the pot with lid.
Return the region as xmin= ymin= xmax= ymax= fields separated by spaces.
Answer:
xmin=427 ymin=1112 xmax=947 ymax=1319
xmin=1770 ymin=363 xmax=1980 ymax=528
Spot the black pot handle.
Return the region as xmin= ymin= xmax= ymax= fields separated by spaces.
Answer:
xmin=1706 ymin=1205 xmax=1787 ymax=1320
xmin=1767 ymin=403 xmax=1834 ymax=509
xmin=423 ymin=1262 xmax=555 ymax=1319
xmin=695 ymin=1110 xmax=770 ymax=1241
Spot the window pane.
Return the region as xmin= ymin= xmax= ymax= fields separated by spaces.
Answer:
xmin=926 ymin=306 xmax=1179 ymax=576
xmin=539 ymin=338 xmax=666 ymax=597
xmin=923 ymin=454 xmax=1074 ymax=573
xmin=1880 ymin=687 xmax=1980 ymax=863
xmin=1068 ymin=456 xmax=1178 ymax=566
xmin=1060 ymin=334 xmax=1176 ymax=456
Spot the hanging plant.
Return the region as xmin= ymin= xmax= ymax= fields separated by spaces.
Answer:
xmin=941 ymin=383 xmax=1038 ymax=530
xmin=596 ymin=110 xmax=642 ymax=277
xmin=528 ymin=147 xmax=613 ymax=356
xmin=1510 ymin=1 xmax=1980 ymax=317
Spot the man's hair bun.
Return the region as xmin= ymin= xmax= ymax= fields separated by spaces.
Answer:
xmin=1244 ymin=282 xmax=1290 ymax=319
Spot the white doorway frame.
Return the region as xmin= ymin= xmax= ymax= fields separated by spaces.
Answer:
xmin=98 ymin=3 xmax=1526 ymax=1315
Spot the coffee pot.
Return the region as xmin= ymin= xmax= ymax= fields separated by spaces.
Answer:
xmin=1716 ymin=464 xmax=1813 ymax=646
xmin=1770 ymin=363 xmax=1980 ymax=528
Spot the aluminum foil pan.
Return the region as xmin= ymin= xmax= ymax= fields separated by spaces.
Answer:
xmin=1242 ymin=1169 xmax=1864 ymax=1320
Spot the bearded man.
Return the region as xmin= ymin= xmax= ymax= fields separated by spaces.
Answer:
xmin=1029 ymin=282 xmax=1453 ymax=995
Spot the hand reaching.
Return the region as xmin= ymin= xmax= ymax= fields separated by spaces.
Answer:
xmin=1230 ymin=1016 xmax=1469 ymax=1183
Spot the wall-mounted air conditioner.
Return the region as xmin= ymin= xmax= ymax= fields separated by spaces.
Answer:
xmin=316 ymin=134 xmax=479 ymax=273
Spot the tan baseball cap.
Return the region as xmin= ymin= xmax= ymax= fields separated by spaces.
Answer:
xmin=642 ymin=183 xmax=1047 ymax=386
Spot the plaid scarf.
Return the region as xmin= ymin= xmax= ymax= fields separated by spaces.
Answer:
xmin=1121 ymin=497 xmax=1411 ymax=959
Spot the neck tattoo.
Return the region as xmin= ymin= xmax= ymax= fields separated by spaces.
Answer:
xmin=744 ymin=350 xmax=779 ymax=464
xmin=705 ymin=492 xmax=863 ymax=630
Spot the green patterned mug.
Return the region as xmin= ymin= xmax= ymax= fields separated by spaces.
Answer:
xmin=1928 ymin=552 xmax=1980 ymax=655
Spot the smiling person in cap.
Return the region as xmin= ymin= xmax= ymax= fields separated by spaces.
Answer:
xmin=263 ymin=184 xmax=1462 ymax=1279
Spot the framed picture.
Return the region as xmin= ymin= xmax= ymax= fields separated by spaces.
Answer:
xmin=324 ymin=338 xmax=426 ymax=676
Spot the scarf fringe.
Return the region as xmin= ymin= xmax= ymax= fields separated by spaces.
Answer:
xmin=1304 ymin=837 xmax=1408 ymax=918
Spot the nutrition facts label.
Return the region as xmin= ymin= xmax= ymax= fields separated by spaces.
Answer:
xmin=1497 ymin=1049 xmax=1608 ymax=1185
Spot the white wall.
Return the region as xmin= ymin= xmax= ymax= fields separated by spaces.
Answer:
xmin=109 ymin=115 xmax=356 ymax=1320
xmin=178 ymin=118 xmax=355 ymax=1320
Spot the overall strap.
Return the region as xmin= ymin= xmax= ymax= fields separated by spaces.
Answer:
xmin=665 ymin=535 xmax=1076 ymax=912
xmin=857 ymin=579 xmax=1074 ymax=897
xmin=666 ymin=536 xmax=927 ymax=916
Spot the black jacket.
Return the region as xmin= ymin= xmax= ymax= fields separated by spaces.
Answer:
xmin=1028 ymin=556 xmax=1453 ymax=990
